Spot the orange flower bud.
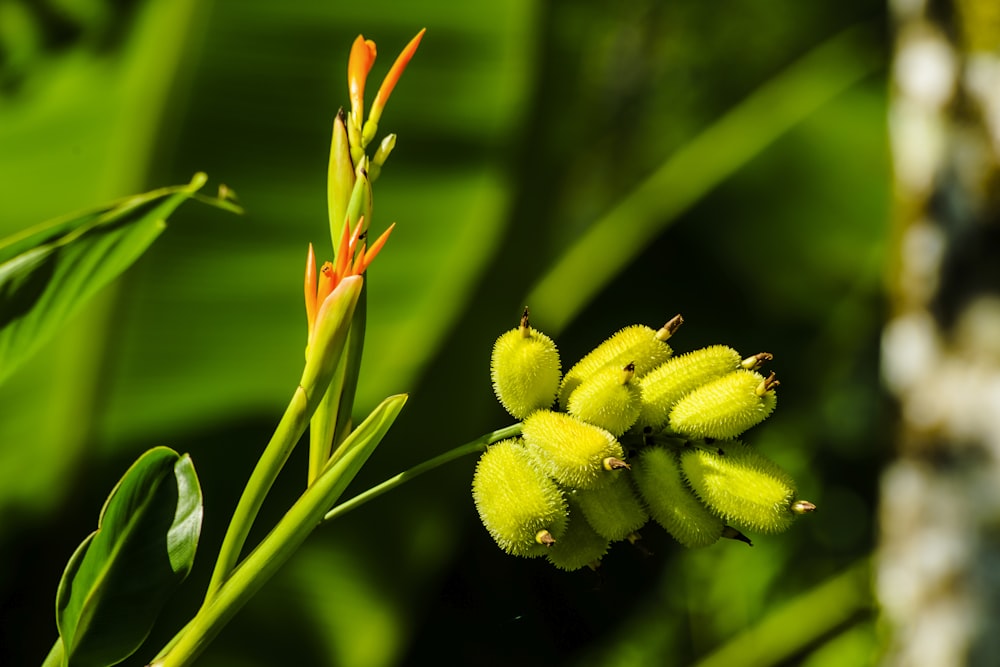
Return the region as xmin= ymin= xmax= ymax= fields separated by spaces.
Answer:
xmin=365 ymin=28 xmax=425 ymax=142
xmin=348 ymin=35 xmax=377 ymax=130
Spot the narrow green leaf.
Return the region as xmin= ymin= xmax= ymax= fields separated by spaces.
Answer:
xmin=525 ymin=23 xmax=882 ymax=332
xmin=55 ymin=447 xmax=204 ymax=667
xmin=318 ymin=392 xmax=408 ymax=481
xmin=0 ymin=174 xmax=217 ymax=384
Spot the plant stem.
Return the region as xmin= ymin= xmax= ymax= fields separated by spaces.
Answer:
xmin=323 ymin=423 xmax=521 ymax=522
xmin=150 ymin=396 xmax=405 ymax=667
xmin=308 ymin=370 xmax=342 ymax=484
xmin=152 ymin=441 xmax=367 ymax=667
xmin=204 ymin=385 xmax=311 ymax=601
xmin=205 ymin=277 xmax=360 ymax=602
xmin=153 ymin=419 xmax=516 ymax=666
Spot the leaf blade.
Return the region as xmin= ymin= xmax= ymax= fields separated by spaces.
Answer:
xmin=0 ymin=174 xmax=211 ymax=385
xmin=55 ymin=446 xmax=203 ymax=667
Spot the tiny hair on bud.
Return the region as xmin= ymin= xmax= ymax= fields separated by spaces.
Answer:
xmin=669 ymin=369 xmax=777 ymax=440
xmin=522 ymin=411 xmax=625 ymax=489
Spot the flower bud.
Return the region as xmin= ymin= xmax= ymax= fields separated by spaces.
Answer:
xmin=668 ymin=369 xmax=778 ymax=439
xmin=490 ymin=309 xmax=561 ymax=419
xmin=546 ymin=501 xmax=610 ymax=571
xmin=367 ymin=133 xmax=396 ymax=181
xmin=573 ymin=473 xmax=649 ymax=541
xmin=567 ymin=362 xmax=642 ymax=436
xmin=521 ymin=410 xmax=626 ymax=490
xmin=558 ymin=320 xmax=678 ymax=409
xmin=472 ymin=439 xmax=568 ymax=557
xmin=680 ymin=441 xmax=809 ymax=534
xmin=327 ymin=109 xmax=355 ymax=244
xmin=636 ymin=345 xmax=743 ymax=432
xmin=300 ymin=276 xmax=363 ymax=400
xmin=631 ymin=445 xmax=723 ymax=548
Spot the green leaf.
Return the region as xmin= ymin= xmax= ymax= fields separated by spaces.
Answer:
xmin=55 ymin=446 xmax=204 ymax=667
xmin=319 ymin=393 xmax=408 ymax=481
xmin=0 ymin=173 xmax=213 ymax=385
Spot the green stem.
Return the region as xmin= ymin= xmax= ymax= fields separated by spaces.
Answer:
xmin=330 ymin=287 xmax=367 ymax=456
xmin=309 ymin=287 xmax=367 ymax=484
xmin=323 ymin=423 xmax=522 ymax=522
xmin=154 ymin=419 xmax=515 ymax=666
xmin=308 ymin=372 xmax=342 ymax=484
xmin=204 ymin=385 xmax=311 ymax=601
xmin=152 ymin=445 xmax=366 ymax=666
xmin=205 ymin=277 xmax=360 ymax=602
xmin=151 ymin=396 xmax=405 ymax=667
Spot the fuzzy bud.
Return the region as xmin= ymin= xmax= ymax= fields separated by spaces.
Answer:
xmin=668 ymin=369 xmax=777 ymax=439
xmin=546 ymin=501 xmax=611 ymax=571
xmin=573 ymin=473 xmax=649 ymax=541
xmin=631 ymin=445 xmax=723 ymax=548
xmin=558 ymin=323 xmax=675 ymax=409
xmin=637 ymin=345 xmax=743 ymax=432
xmin=472 ymin=439 xmax=568 ymax=557
xmin=521 ymin=410 xmax=625 ymax=490
xmin=680 ymin=441 xmax=808 ymax=534
xmin=567 ymin=362 xmax=642 ymax=436
xmin=490 ymin=309 xmax=562 ymax=419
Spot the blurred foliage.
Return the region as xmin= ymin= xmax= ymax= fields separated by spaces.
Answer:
xmin=0 ymin=0 xmax=888 ymax=665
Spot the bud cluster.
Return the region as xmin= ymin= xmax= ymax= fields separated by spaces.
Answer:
xmin=472 ymin=310 xmax=815 ymax=570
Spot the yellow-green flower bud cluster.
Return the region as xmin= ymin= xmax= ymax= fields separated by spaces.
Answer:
xmin=476 ymin=311 xmax=814 ymax=569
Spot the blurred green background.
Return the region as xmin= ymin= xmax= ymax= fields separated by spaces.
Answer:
xmin=0 ymin=0 xmax=888 ymax=665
